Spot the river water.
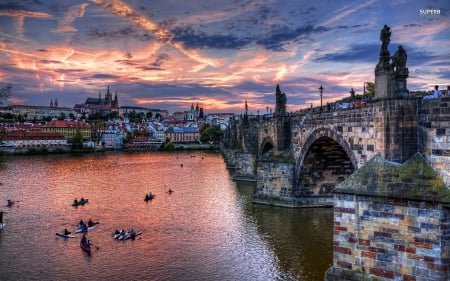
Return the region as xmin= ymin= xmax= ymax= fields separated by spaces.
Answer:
xmin=0 ymin=152 xmax=332 ymax=281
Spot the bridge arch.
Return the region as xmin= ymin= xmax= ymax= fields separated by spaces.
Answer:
xmin=259 ymin=137 xmax=275 ymax=155
xmin=294 ymin=127 xmax=358 ymax=196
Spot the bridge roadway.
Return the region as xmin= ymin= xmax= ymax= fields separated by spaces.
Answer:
xmin=221 ymin=96 xmax=450 ymax=207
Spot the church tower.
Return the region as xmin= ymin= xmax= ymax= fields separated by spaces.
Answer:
xmin=105 ymin=85 xmax=113 ymax=105
xmin=113 ymin=91 xmax=119 ymax=109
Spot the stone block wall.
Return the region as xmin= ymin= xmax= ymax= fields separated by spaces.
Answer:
xmin=220 ymin=146 xmax=236 ymax=169
xmin=232 ymin=152 xmax=256 ymax=181
xmin=325 ymin=153 xmax=450 ymax=281
xmin=327 ymin=194 xmax=450 ymax=281
xmin=373 ymin=98 xmax=418 ymax=164
xmin=253 ymin=160 xmax=295 ymax=206
xmin=418 ymin=96 xmax=450 ymax=187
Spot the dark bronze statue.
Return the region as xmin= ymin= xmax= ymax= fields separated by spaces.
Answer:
xmin=380 ymin=24 xmax=391 ymax=52
xmin=391 ymin=45 xmax=407 ymax=73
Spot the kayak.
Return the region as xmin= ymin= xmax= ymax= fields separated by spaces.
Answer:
xmin=80 ymin=241 xmax=92 ymax=254
xmin=74 ymin=225 xmax=96 ymax=234
xmin=144 ymin=194 xmax=155 ymax=201
xmin=56 ymin=232 xmax=75 ymax=238
xmin=72 ymin=198 xmax=88 ymax=207
xmin=125 ymin=230 xmax=143 ymax=240
xmin=6 ymin=200 xmax=15 ymax=207
xmin=114 ymin=230 xmax=142 ymax=240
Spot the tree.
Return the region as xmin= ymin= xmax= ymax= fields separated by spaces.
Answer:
xmin=123 ymin=132 xmax=133 ymax=144
xmin=0 ymin=84 xmax=11 ymax=104
xmin=146 ymin=111 xmax=153 ymax=120
xmin=200 ymin=124 xmax=222 ymax=143
xmin=91 ymin=119 xmax=107 ymax=144
xmin=365 ymin=82 xmax=375 ymax=98
xmin=58 ymin=112 xmax=66 ymax=120
xmin=69 ymin=129 xmax=84 ymax=150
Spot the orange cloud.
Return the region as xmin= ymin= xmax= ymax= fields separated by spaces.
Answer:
xmin=0 ymin=9 xmax=52 ymax=19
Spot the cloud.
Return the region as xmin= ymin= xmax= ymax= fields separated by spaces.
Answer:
xmin=171 ymin=26 xmax=251 ymax=50
xmin=314 ymin=43 xmax=380 ymax=63
xmin=86 ymin=74 xmax=121 ymax=80
xmin=52 ymin=3 xmax=89 ymax=33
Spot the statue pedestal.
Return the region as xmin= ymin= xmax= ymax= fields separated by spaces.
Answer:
xmin=375 ymin=50 xmax=395 ymax=99
xmin=394 ymin=68 xmax=409 ymax=97
xmin=375 ymin=68 xmax=395 ymax=99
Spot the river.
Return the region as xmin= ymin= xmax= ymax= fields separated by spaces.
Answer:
xmin=0 ymin=151 xmax=332 ymax=281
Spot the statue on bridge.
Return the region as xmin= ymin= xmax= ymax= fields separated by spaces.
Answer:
xmin=275 ymin=84 xmax=287 ymax=116
xmin=380 ymin=24 xmax=391 ymax=53
xmin=391 ymin=45 xmax=408 ymax=75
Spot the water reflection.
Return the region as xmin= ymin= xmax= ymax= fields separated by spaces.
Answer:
xmin=0 ymin=152 xmax=332 ymax=281
xmin=235 ymin=181 xmax=333 ymax=280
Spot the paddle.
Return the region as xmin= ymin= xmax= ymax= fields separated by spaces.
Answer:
xmin=87 ymin=240 xmax=100 ymax=251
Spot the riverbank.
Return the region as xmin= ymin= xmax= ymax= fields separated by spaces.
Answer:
xmin=0 ymin=143 xmax=220 ymax=156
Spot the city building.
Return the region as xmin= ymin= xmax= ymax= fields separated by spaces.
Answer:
xmin=119 ymin=106 xmax=167 ymax=120
xmin=164 ymin=126 xmax=199 ymax=143
xmin=100 ymin=122 xmax=126 ymax=149
xmin=1 ymin=131 xmax=67 ymax=148
xmin=40 ymin=120 xmax=92 ymax=140
xmin=0 ymin=104 xmax=74 ymax=121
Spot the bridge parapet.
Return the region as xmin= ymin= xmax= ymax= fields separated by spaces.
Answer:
xmin=418 ymin=96 xmax=450 ymax=186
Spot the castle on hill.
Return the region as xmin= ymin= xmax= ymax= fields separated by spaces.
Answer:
xmin=74 ymin=85 xmax=119 ymax=115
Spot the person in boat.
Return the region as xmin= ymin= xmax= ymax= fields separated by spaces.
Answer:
xmin=130 ymin=229 xmax=136 ymax=240
xmin=73 ymin=198 xmax=78 ymax=204
xmin=114 ymin=229 xmax=120 ymax=235
xmin=87 ymin=219 xmax=95 ymax=227
xmin=80 ymin=197 xmax=85 ymax=202
xmin=7 ymin=199 xmax=12 ymax=206
xmin=168 ymin=188 xmax=173 ymax=193
xmin=63 ymin=228 xmax=71 ymax=235
xmin=78 ymin=219 xmax=85 ymax=228
xmin=81 ymin=234 xmax=87 ymax=245
xmin=78 ymin=219 xmax=88 ymax=232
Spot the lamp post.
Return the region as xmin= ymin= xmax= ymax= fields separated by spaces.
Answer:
xmin=319 ymin=85 xmax=324 ymax=112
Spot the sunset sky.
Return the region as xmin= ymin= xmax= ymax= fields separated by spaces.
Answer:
xmin=0 ymin=0 xmax=448 ymax=114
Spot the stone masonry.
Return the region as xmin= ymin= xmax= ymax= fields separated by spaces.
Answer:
xmin=418 ymin=96 xmax=450 ymax=186
xmin=324 ymin=153 xmax=450 ymax=280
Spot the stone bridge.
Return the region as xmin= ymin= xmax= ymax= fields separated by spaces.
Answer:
xmin=221 ymin=35 xmax=450 ymax=207
xmin=221 ymin=26 xmax=450 ymax=280
xmin=221 ymin=95 xmax=450 ymax=207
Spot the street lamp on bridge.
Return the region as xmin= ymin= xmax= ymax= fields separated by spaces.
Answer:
xmin=319 ymin=85 xmax=324 ymax=112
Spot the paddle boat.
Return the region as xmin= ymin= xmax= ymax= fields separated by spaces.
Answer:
xmin=56 ymin=231 xmax=75 ymax=238
xmin=80 ymin=240 xmax=92 ymax=254
xmin=144 ymin=193 xmax=154 ymax=201
xmin=72 ymin=198 xmax=88 ymax=207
